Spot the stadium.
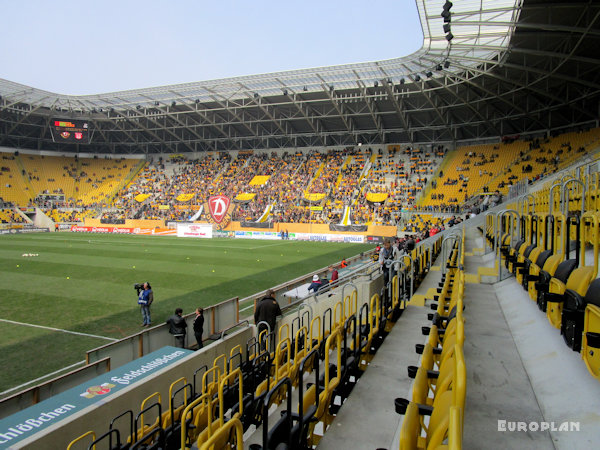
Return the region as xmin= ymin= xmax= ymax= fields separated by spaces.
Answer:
xmin=0 ymin=0 xmax=599 ymax=448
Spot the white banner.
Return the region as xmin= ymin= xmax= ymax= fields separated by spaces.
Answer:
xmin=293 ymin=233 xmax=364 ymax=243
xmin=176 ymin=223 xmax=213 ymax=238
xmin=234 ymin=230 xmax=364 ymax=243
xmin=234 ymin=231 xmax=280 ymax=240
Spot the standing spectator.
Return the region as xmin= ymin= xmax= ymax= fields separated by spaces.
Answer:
xmin=405 ymin=236 xmax=416 ymax=252
xmin=254 ymin=289 xmax=282 ymax=342
xmin=379 ymin=239 xmax=397 ymax=286
xmin=138 ymin=282 xmax=153 ymax=327
xmin=166 ymin=308 xmax=187 ymax=348
xmin=193 ymin=307 xmax=204 ymax=350
xmin=328 ymin=265 xmax=339 ymax=283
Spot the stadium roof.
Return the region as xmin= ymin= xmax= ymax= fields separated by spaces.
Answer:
xmin=1 ymin=0 xmax=599 ymax=154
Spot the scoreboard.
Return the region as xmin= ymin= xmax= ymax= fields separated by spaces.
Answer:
xmin=50 ymin=119 xmax=90 ymax=144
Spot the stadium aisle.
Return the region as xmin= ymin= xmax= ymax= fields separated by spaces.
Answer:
xmin=316 ymin=304 xmax=428 ymax=450
xmin=318 ymin=254 xmax=444 ymax=450
xmin=460 ymin=229 xmax=553 ymax=448
xmin=493 ymin=276 xmax=600 ymax=449
xmin=461 ymin=228 xmax=600 ymax=449
xmin=461 ymin=282 xmax=553 ymax=448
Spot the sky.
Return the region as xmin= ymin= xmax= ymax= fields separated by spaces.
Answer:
xmin=0 ymin=0 xmax=423 ymax=96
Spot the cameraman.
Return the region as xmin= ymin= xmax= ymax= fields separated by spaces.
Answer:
xmin=138 ymin=282 xmax=154 ymax=327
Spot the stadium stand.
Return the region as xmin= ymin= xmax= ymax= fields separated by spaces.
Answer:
xmin=0 ymin=208 xmax=26 ymax=224
xmin=3 ymin=1 xmax=600 ymax=447
xmin=20 ymin=154 xmax=78 ymax=201
xmin=73 ymin=157 xmax=142 ymax=207
xmin=420 ymin=128 xmax=600 ymax=213
xmin=1 ymin=127 xmax=597 ymax=230
xmin=44 ymin=209 xmax=95 ymax=223
xmin=420 ymin=141 xmax=528 ymax=210
xmin=0 ymin=154 xmax=34 ymax=206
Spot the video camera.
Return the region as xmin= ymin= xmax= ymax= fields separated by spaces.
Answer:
xmin=134 ymin=283 xmax=144 ymax=295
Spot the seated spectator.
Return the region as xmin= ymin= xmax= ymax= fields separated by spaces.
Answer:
xmin=308 ymin=274 xmax=323 ymax=293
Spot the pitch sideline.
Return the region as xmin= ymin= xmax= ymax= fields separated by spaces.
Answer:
xmin=0 ymin=318 xmax=118 ymax=342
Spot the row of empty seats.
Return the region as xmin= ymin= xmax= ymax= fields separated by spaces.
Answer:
xmin=0 ymin=153 xmax=142 ymax=207
xmin=394 ymin=233 xmax=466 ymax=449
xmin=482 ymin=165 xmax=600 ymax=381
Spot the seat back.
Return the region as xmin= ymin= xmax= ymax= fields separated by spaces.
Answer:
xmin=542 ymin=253 xmax=564 ymax=275
xmin=447 ymin=406 xmax=463 ymax=450
xmin=426 ymin=390 xmax=453 ymax=449
xmin=523 ymin=244 xmax=536 ymax=259
xmin=399 ymin=402 xmax=420 ymax=449
xmin=583 ymin=303 xmax=600 ymax=379
xmin=87 ymin=429 xmax=122 ymax=450
xmin=197 ymin=417 xmax=243 ymax=450
xmin=566 ymin=266 xmax=596 ymax=296
xmin=536 ymin=250 xmax=552 ymax=269
xmin=584 ymin=278 xmax=600 ymax=308
xmin=554 ymin=259 xmax=578 ymax=284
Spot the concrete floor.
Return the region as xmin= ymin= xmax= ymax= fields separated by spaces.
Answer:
xmin=462 ymin=229 xmax=600 ymax=450
xmin=462 ymin=280 xmax=555 ymax=449
xmin=316 ymin=304 xmax=430 ymax=450
xmin=493 ymin=277 xmax=600 ymax=449
xmin=318 ymin=259 xmax=443 ymax=450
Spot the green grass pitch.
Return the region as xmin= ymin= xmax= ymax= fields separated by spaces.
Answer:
xmin=0 ymin=232 xmax=373 ymax=393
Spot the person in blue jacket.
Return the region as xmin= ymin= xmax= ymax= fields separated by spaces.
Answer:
xmin=308 ymin=274 xmax=323 ymax=293
xmin=138 ymin=282 xmax=154 ymax=327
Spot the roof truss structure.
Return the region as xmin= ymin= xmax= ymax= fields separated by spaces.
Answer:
xmin=1 ymin=0 xmax=599 ymax=154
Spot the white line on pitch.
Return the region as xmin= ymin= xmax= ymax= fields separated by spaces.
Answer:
xmin=0 ymin=318 xmax=118 ymax=341
xmin=80 ymin=238 xmax=281 ymax=250
xmin=248 ymin=242 xmax=290 ymax=250
xmin=15 ymin=235 xmax=298 ymax=250
xmin=0 ymin=360 xmax=86 ymax=397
